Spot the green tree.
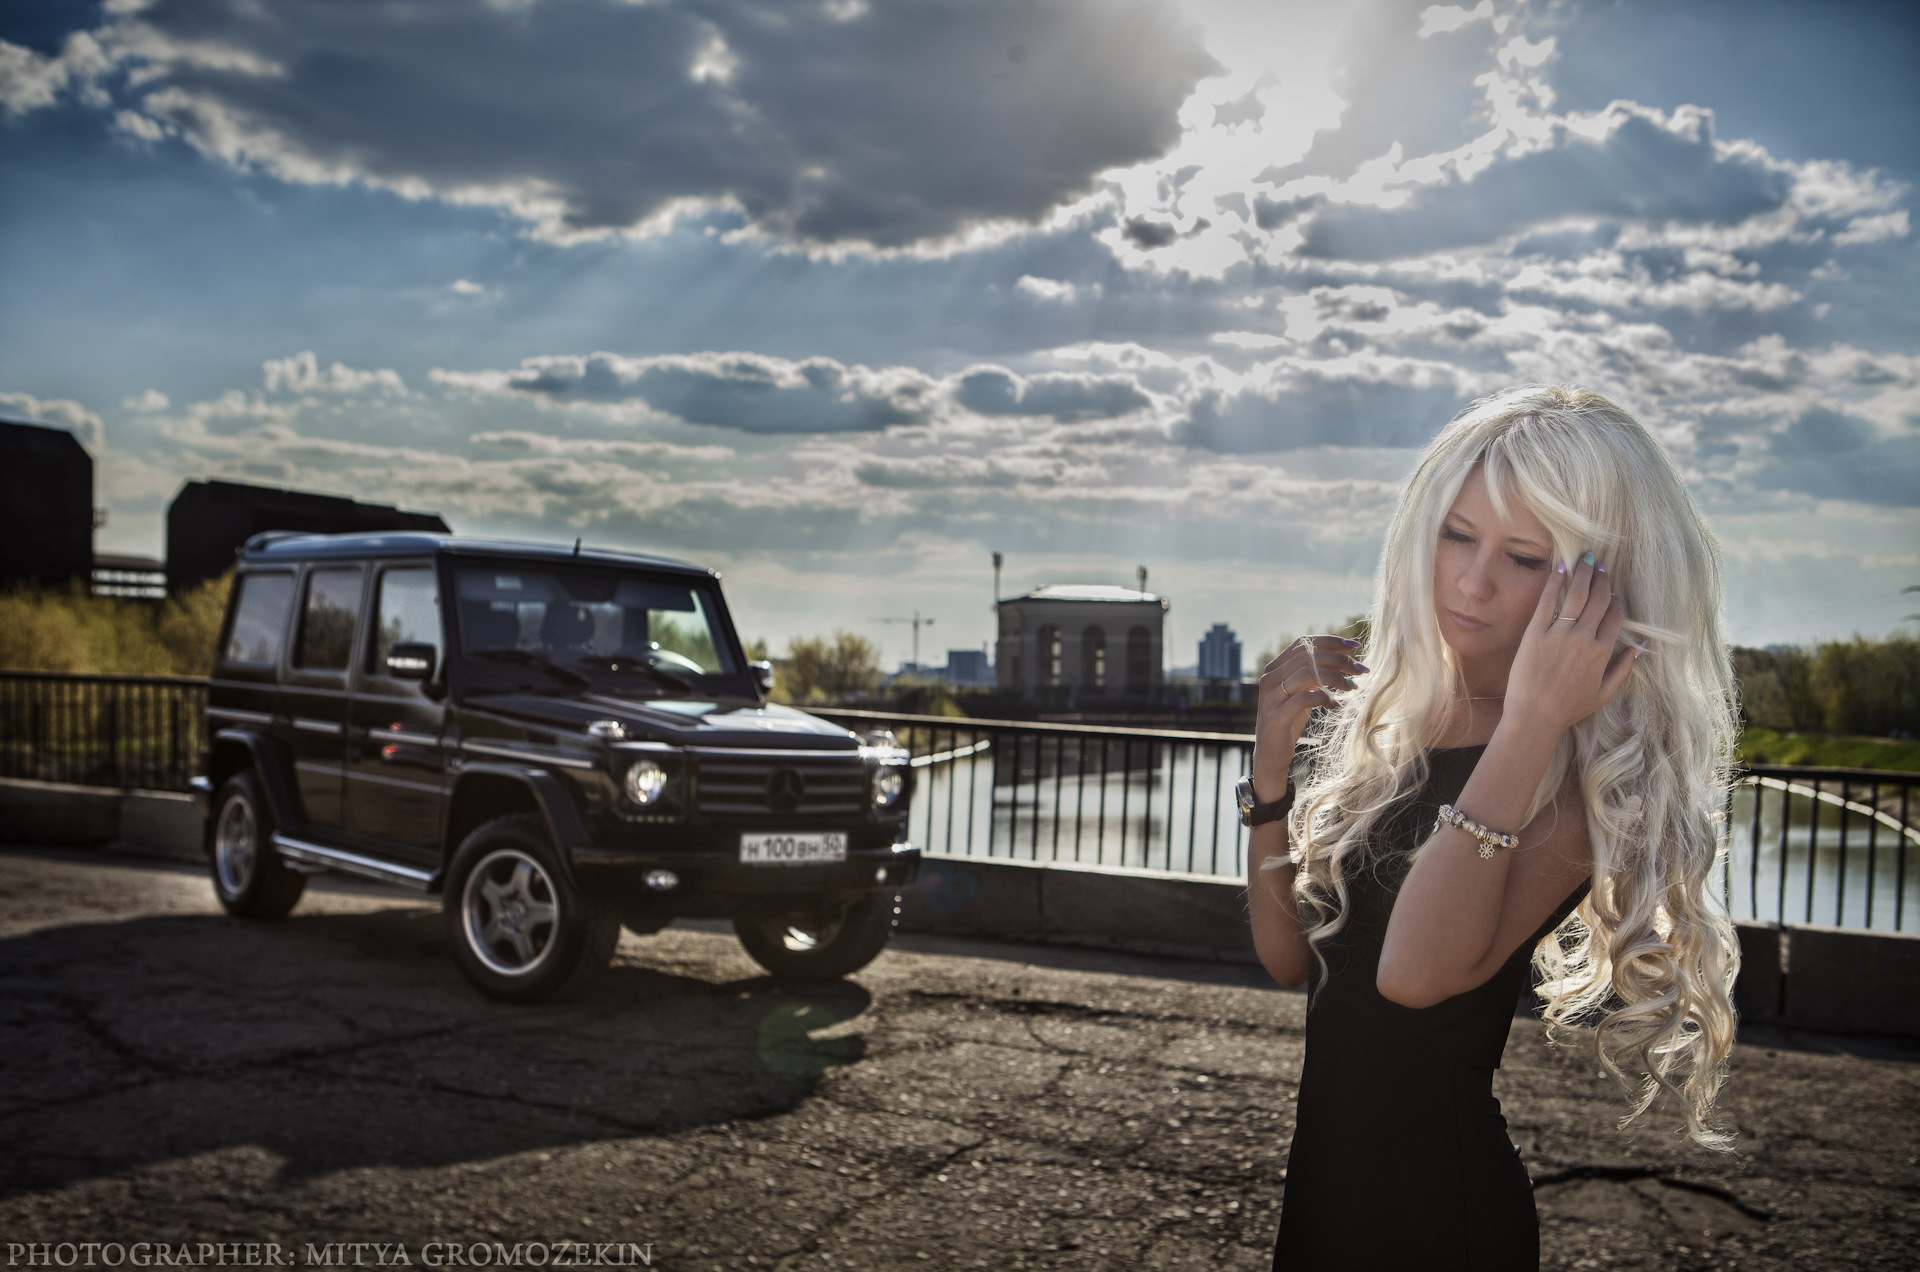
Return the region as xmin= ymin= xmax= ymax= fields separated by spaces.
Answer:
xmin=778 ymin=631 xmax=882 ymax=704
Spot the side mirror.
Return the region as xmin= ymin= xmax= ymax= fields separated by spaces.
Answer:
xmin=386 ymin=642 xmax=438 ymax=682
xmin=750 ymin=660 xmax=775 ymax=694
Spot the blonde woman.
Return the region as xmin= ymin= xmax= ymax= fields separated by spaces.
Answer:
xmin=1246 ymin=385 xmax=1740 ymax=1270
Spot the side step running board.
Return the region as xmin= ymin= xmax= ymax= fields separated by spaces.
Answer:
xmin=271 ymin=833 xmax=436 ymax=891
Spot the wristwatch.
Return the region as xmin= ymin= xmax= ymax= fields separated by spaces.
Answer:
xmin=1234 ymin=775 xmax=1295 ymax=828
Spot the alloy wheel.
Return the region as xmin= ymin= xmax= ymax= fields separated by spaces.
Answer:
xmin=214 ymin=795 xmax=256 ymax=896
xmin=462 ymin=848 xmax=561 ymax=976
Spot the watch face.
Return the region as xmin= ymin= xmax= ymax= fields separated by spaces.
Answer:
xmin=1234 ymin=776 xmax=1255 ymax=815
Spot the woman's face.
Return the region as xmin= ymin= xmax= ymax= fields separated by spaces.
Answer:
xmin=1432 ymin=465 xmax=1556 ymax=665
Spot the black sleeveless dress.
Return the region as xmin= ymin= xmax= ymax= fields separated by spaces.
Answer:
xmin=1271 ymin=745 xmax=1588 ymax=1271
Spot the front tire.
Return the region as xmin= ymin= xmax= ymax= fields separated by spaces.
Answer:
xmin=444 ymin=815 xmax=617 ymax=1002
xmin=733 ymin=892 xmax=900 ymax=982
xmin=209 ymin=772 xmax=306 ymax=919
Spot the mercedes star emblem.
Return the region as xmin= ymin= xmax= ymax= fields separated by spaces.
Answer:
xmin=765 ymin=767 xmax=807 ymax=813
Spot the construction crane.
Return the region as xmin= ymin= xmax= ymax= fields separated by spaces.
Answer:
xmin=872 ymin=611 xmax=936 ymax=671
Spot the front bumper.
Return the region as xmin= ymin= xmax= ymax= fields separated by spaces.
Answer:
xmin=572 ymin=839 xmax=922 ymax=900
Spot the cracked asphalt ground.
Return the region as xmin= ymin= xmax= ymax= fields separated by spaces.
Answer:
xmin=2 ymin=846 xmax=1916 ymax=1271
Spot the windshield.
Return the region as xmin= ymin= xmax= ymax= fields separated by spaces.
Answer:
xmin=454 ymin=564 xmax=744 ymax=695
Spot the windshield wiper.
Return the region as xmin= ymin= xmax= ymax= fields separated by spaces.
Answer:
xmin=569 ymin=654 xmax=696 ymax=694
xmin=467 ymin=648 xmax=593 ymax=690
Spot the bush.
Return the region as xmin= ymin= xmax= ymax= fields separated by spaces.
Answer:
xmin=0 ymin=572 xmax=234 ymax=677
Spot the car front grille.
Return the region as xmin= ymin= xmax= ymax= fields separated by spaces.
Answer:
xmin=694 ymin=752 xmax=867 ymax=818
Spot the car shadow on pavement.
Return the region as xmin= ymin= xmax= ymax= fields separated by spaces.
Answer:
xmin=0 ymin=901 xmax=873 ymax=1199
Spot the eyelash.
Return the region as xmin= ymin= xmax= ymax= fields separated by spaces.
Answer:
xmin=1442 ymin=527 xmax=1549 ymax=572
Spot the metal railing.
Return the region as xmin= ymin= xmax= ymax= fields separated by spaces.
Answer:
xmin=827 ymin=710 xmax=1920 ymax=934
xmin=0 ymin=677 xmax=1912 ymax=933
xmin=0 ymin=670 xmax=208 ymax=792
xmin=1727 ymin=766 xmax=1919 ymax=933
xmin=818 ymin=708 xmax=1257 ymax=877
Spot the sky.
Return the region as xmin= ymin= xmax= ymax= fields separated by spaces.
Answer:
xmin=2 ymin=0 xmax=1916 ymax=670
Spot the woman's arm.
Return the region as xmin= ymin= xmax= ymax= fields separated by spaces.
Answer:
xmin=1247 ymin=636 xmax=1365 ymax=990
xmin=1377 ymin=554 xmax=1639 ymax=1008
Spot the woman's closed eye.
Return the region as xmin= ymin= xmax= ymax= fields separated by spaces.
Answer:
xmin=1509 ymin=553 xmax=1548 ymax=571
xmin=1440 ymin=527 xmax=1474 ymax=546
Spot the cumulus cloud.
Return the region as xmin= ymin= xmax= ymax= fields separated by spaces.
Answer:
xmin=1294 ymin=105 xmax=1793 ymax=262
xmin=435 ymin=352 xmax=938 ymax=433
xmin=10 ymin=0 xmax=1216 ymax=250
xmin=263 ymin=351 xmax=406 ymax=396
xmin=950 ymin=367 xmax=1151 ymax=422
xmin=435 ymin=352 xmax=1165 ymax=433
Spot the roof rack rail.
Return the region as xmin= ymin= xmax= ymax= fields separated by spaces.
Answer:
xmin=242 ymin=530 xmax=309 ymax=551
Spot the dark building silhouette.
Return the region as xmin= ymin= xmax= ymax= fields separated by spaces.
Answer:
xmin=0 ymin=415 xmax=95 ymax=590
xmin=166 ymin=479 xmax=450 ymax=593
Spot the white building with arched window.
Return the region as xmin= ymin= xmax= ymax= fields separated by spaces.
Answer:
xmin=994 ymin=585 xmax=1167 ymax=705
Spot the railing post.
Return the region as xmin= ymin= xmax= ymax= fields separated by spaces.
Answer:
xmin=1775 ymin=779 xmax=1791 ymax=925
xmin=1836 ymin=778 xmax=1850 ymax=928
xmin=1898 ymin=782 xmax=1910 ymax=932
xmin=1865 ymin=779 xmax=1878 ymax=930
xmin=104 ymin=693 xmax=119 ymax=788
xmin=1805 ymin=778 xmax=1820 ymax=924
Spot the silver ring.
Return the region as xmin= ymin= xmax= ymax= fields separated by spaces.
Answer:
xmin=1551 ymin=615 xmax=1576 ymax=623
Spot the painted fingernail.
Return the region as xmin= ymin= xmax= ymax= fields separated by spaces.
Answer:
xmin=1340 ymin=637 xmax=1360 ymax=646
xmin=1596 ymin=561 xmax=1607 ymax=573
xmin=1582 ymin=551 xmax=1595 ymax=566
xmin=1352 ymin=663 xmax=1370 ymax=673
xmin=1556 ymin=561 xmax=1567 ymax=575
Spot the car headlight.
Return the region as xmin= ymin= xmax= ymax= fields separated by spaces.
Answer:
xmin=624 ymin=759 xmax=668 ymax=806
xmin=870 ymin=765 xmax=904 ymax=810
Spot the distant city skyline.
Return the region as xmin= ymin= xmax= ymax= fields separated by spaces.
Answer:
xmin=2 ymin=0 xmax=1915 ymax=666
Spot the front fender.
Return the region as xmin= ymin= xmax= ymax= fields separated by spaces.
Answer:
xmin=446 ymin=762 xmax=596 ymax=885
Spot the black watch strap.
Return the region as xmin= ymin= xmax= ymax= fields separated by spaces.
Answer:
xmin=1238 ymin=776 xmax=1295 ymax=828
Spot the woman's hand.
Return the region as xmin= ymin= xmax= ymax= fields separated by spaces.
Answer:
xmin=1252 ymin=635 xmax=1366 ymax=795
xmin=1503 ymin=552 xmax=1641 ymax=737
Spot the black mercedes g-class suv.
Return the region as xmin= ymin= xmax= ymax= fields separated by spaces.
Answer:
xmin=190 ymin=531 xmax=918 ymax=1000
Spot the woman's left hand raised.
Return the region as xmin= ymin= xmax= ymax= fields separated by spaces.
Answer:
xmin=1504 ymin=552 xmax=1641 ymax=735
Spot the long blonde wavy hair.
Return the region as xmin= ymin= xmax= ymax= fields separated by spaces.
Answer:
xmin=1275 ymin=383 xmax=1741 ymax=1148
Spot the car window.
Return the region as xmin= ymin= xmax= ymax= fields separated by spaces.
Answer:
xmin=294 ymin=567 xmax=365 ymax=671
xmin=223 ymin=573 xmax=295 ymax=666
xmin=368 ymin=567 xmax=441 ymax=674
xmin=456 ymin=567 xmax=737 ymax=675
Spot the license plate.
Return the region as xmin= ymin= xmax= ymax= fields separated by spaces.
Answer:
xmin=739 ymin=832 xmax=848 ymax=865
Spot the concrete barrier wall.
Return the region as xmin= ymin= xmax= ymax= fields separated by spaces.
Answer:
xmin=1781 ymin=923 xmax=1920 ymax=1038
xmin=1 ymin=777 xmax=202 ymax=862
xmin=899 ymin=853 xmax=1260 ymax=965
xmin=5 ymin=779 xmax=1917 ymax=1038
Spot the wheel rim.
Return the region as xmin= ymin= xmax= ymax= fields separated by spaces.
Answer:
xmin=462 ymin=848 xmax=562 ymax=976
xmin=214 ymin=794 xmax=256 ymax=897
xmin=769 ymin=907 xmax=846 ymax=953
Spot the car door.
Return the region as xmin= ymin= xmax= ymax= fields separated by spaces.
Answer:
xmin=281 ymin=563 xmax=366 ymax=834
xmin=344 ymin=562 xmax=449 ymax=867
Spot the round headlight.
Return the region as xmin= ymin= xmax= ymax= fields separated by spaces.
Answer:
xmin=870 ymin=766 xmax=904 ymax=810
xmin=624 ymin=759 xmax=668 ymax=806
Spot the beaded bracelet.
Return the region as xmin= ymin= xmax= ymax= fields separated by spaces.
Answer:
xmin=1434 ymin=803 xmax=1520 ymax=859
